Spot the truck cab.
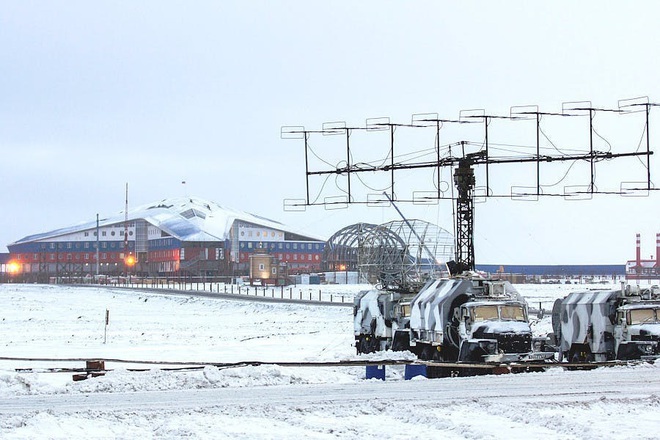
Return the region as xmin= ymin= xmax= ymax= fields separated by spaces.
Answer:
xmin=614 ymin=302 xmax=660 ymax=360
xmin=457 ymin=300 xmax=538 ymax=362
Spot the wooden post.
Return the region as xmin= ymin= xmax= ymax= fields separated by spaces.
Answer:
xmin=103 ymin=309 xmax=109 ymax=344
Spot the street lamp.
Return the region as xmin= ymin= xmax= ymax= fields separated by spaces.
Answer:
xmin=125 ymin=253 xmax=136 ymax=284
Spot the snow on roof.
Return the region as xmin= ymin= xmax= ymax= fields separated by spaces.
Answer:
xmin=10 ymin=196 xmax=325 ymax=245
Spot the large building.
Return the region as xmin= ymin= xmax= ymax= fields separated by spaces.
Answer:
xmin=6 ymin=197 xmax=325 ymax=282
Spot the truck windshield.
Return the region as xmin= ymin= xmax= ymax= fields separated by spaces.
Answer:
xmin=470 ymin=305 xmax=499 ymax=322
xmin=628 ymin=308 xmax=659 ymax=325
xmin=470 ymin=305 xmax=526 ymax=322
xmin=500 ymin=305 xmax=526 ymax=321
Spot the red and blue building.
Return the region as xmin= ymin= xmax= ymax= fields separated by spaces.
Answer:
xmin=5 ymin=197 xmax=325 ymax=282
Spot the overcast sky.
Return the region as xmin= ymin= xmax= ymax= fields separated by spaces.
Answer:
xmin=1 ymin=1 xmax=659 ymax=265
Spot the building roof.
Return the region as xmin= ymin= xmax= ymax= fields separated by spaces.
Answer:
xmin=9 ymin=196 xmax=324 ymax=245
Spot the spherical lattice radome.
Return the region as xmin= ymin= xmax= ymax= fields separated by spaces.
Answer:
xmin=323 ymin=220 xmax=454 ymax=289
xmin=380 ymin=219 xmax=454 ymax=281
xmin=322 ymin=223 xmax=411 ymax=287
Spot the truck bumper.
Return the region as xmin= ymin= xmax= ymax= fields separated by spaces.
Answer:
xmin=483 ymin=351 xmax=556 ymax=363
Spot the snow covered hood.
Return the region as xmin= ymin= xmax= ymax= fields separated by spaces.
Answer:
xmin=473 ymin=320 xmax=532 ymax=335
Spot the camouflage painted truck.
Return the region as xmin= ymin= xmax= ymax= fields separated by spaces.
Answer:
xmin=354 ymin=273 xmax=553 ymax=364
xmin=551 ymin=284 xmax=660 ymax=362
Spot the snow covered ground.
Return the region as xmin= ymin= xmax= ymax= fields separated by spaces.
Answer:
xmin=0 ymin=282 xmax=658 ymax=439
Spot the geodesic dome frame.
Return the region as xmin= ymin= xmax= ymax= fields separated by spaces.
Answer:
xmin=381 ymin=219 xmax=454 ymax=281
xmin=322 ymin=223 xmax=411 ymax=287
xmin=323 ymin=220 xmax=454 ymax=289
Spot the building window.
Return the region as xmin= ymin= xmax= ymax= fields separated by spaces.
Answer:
xmin=102 ymin=231 xmax=107 ymax=237
xmin=85 ymin=254 xmax=89 ymax=260
xmin=111 ymin=231 xmax=115 ymax=236
xmin=259 ymin=263 xmax=265 ymax=270
xmin=84 ymin=232 xmax=89 ymax=237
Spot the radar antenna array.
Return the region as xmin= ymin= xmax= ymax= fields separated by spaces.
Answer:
xmin=282 ymin=98 xmax=657 ymax=274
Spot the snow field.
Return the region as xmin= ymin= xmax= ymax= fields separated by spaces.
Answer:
xmin=0 ymin=282 xmax=658 ymax=439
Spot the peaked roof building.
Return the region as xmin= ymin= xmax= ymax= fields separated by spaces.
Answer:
xmin=7 ymin=197 xmax=325 ymax=282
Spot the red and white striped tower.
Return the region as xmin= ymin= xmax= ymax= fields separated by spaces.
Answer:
xmin=656 ymin=233 xmax=660 ymax=267
xmin=636 ymin=233 xmax=642 ymax=268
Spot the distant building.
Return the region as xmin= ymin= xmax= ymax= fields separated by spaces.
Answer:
xmin=476 ymin=264 xmax=626 ymax=278
xmin=625 ymin=233 xmax=660 ymax=281
xmin=5 ymin=197 xmax=325 ymax=282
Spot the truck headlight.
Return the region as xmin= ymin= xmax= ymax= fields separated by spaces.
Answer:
xmin=479 ymin=340 xmax=498 ymax=355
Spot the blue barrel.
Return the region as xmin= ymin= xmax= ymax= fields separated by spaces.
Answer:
xmin=404 ymin=364 xmax=427 ymax=380
xmin=365 ymin=365 xmax=386 ymax=380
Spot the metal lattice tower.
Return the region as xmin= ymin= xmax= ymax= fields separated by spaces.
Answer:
xmin=453 ymin=156 xmax=477 ymax=272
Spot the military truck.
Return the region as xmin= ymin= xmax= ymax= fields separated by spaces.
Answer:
xmin=552 ymin=284 xmax=660 ymax=362
xmin=354 ymin=273 xmax=553 ymax=364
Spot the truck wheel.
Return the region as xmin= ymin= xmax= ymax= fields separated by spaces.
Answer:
xmin=357 ymin=336 xmax=379 ymax=354
xmin=392 ymin=331 xmax=411 ymax=352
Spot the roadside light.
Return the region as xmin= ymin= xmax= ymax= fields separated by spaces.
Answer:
xmin=339 ymin=264 xmax=346 ymax=271
xmin=7 ymin=261 xmax=20 ymax=274
xmin=125 ymin=254 xmax=136 ymax=267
